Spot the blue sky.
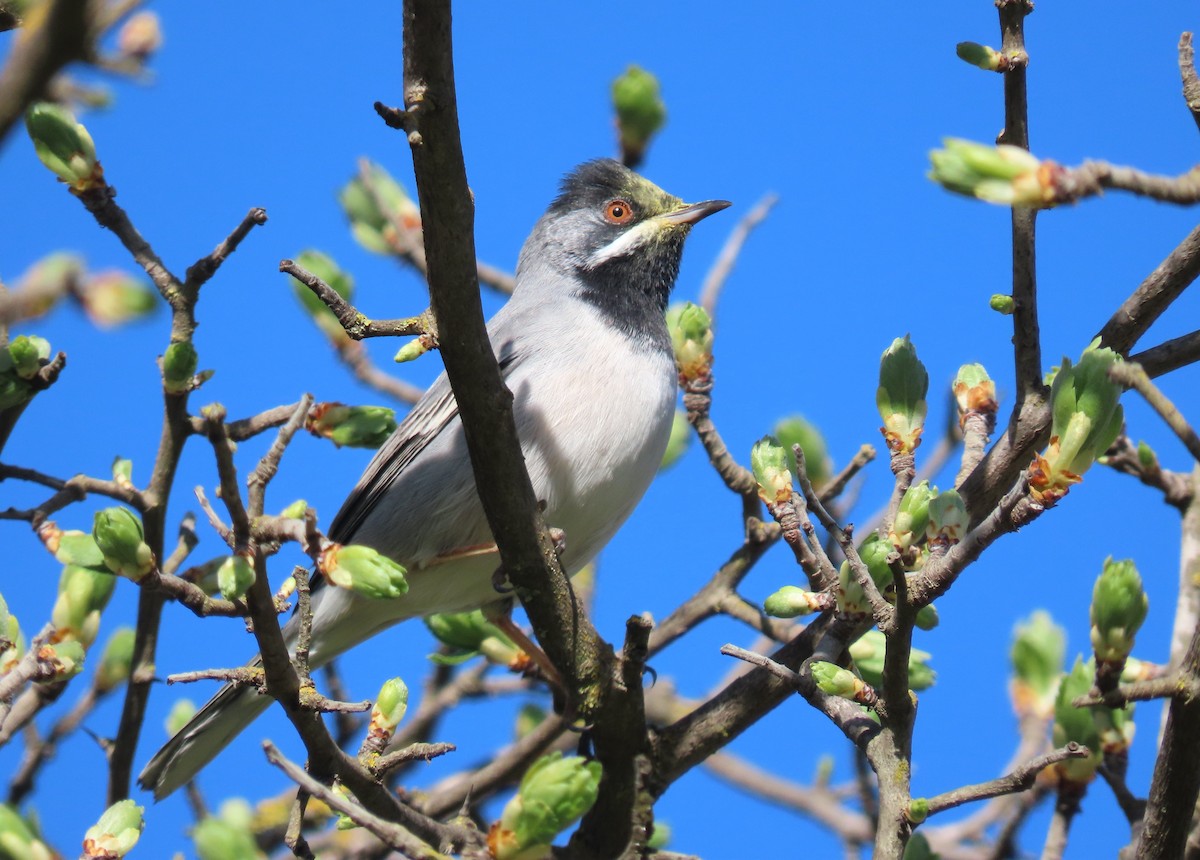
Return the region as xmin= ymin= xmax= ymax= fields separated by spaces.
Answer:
xmin=4 ymin=3 xmax=1200 ymax=857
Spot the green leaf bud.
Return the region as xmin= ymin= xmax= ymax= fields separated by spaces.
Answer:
xmin=489 ymin=753 xmax=602 ymax=860
xmin=928 ymin=138 xmax=1055 ymax=207
xmin=612 ymin=65 xmax=666 ymax=168
xmin=111 ymin=456 xmax=134 ymax=489
xmin=166 ymin=699 xmax=196 ymax=737
xmin=1136 ymin=440 xmax=1158 ymax=472
xmin=425 ymin=610 xmax=521 ymax=667
xmin=80 ymin=270 xmax=158 ymax=327
xmin=989 ymin=293 xmax=1015 ymax=315
xmin=890 ymin=480 xmax=935 ymax=551
xmin=367 ymin=677 xmax=409 ymax=741
xmin=876 ymin=335 xmax=929 ymax=454
xmin=0 ymin=373 xmax=32 ymax=411
xmin=953 ymin=363 xmax=997 ymax=417
xmin=836 ymin=537 xmax=896 ymax=614
xmin=52 ymin=530 xmax=106 ymax=569
xmin=0 ymin=609 xmax=24 ymax=674
xmin=25 ymin=102 xmax=101 ymax=191
xmin=658 ymin=409 xmax=691 ymax=471
xmin=1032 ymin=346 xmax=1125 ymax=504
xmin=161 ymin=341 xmax=198 ymax=393
xmin=665 ymin=302 xmax=713 ymax=384
xmin=7 ymin=335 xmax=50 ymax=380
xmin=192 ymin=804 xmax=262 ymax=860
xmin=392 ymin=336 xmax=432 ymax=363
xmin=1052 ymin=657 xmax=1103 ymax=785
xmin=0 ymin=803 xmax=54 ymax=860
xmin=903 ymin=832 xmax=937 ymax=860
xmin=750 ymin=435 xmax=793 ymax=506
xmin=306 ymin=402 xmax=397 ymax=449
xmin=1010 ymin=610 xmax=1065 ymax=717
xmin=956 ymin=41 xmax=1002 ymax=70
xmin=319 ymin=544 xmax=408 ymax=599
xmin=906 ymin=797 xmax=929 ymax=825
xmin=93 ymin=507 xmax=154 ymax=580
xmin=774 ymin=415 xmax=832 ymax=488
xmin=290 ymin=249 xmax=354 ymax=343
xmin=810 ymin=661 xmax=868 ymax=702
xmin=338 ymin=159 xmax=421 ymax=255
xmin=1090 ymin=557 xmax=1148 ymax=665
xmin=39 ymin=638 xmax=85 ymax=681
xmin=82 ymin=799 xmax=144 ymax=859
xmin=849 ymin=630 xmax=937 ymax=692
xmin=278 ymin=499 xmax=308 ymax=519
xmin=914 ymin=603 xmax=940 ymax=631
xmin=216 ymin=554 xmax=256 ymax=601
xmin=763 ymin=585 xmax=827 ymax=618
xmin=95 ymin=627 xmax=136 ymax=693
xmin=52 ymin=563 xmax=116 ymax=646
xmin=927 ymin=489 xmax=968 ymax=547
xmin=646 ymin=820 xmax=672 ymax=851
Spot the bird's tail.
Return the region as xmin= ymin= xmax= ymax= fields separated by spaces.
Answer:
xmin=137 ymin=671 xmax=271 ymax=800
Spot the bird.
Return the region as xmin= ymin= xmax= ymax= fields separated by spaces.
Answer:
xmin=138 ymin=158 xmax=730 ymax=799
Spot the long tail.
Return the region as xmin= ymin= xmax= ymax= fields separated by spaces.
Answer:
xmin=137 ymin=586 xmax=406 ymax=799
xmin=137 ymin=672 xmax=272 ymax=800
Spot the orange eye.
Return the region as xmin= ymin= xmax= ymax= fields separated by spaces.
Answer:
xmin=603 ymin=199 xmax=635 ymax=224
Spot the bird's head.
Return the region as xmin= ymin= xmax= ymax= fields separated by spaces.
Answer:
xmin=517 ymin=160 xmax=730 ymax=338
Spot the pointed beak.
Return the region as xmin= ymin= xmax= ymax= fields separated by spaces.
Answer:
xmin=660 ymin=199 xmax=733 ymax=226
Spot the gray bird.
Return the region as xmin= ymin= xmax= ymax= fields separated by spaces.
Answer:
xmin=139 ymin=159 xmax=729 ymax=798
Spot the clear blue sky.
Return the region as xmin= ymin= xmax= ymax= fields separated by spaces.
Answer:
xmin=4 ymin=3 xmax=1200 ymax=857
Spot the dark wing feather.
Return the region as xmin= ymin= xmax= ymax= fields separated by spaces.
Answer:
xmin=327 ymin=339 xmax=524 ymax=545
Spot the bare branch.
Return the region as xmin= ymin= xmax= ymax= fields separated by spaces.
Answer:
xmin=185 ymin=207 xmax=268 ymax=289
xmin=923 ymin=744 xmax=1088 ymax=818
xmin=279 ymin=258 xmax=435 ymax=340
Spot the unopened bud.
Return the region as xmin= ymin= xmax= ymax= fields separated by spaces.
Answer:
xmin=80 ymin=271 xmax=157 ymax=327
xmin=82 ymin=799 xmax=144 ymax=859
xmin=877 ymin=335 xmax=928 ymax=454
xmin=216 ymin=554 xmax=255 ymax=601
xmin=162 ymin=342 xmax=198 ymax=393
xmin=1090 ymin=557 xmax=1148 ymax=666
xmin=666 ymin=302 xmax=713 ymax=384
xmin=25 ymin=102 xmax=102 ymax=191
xmin=750 ymin=435 xmax=793 ymax=506
xmin=95 ymin=627 xmax=136 ymax=693
xmin=307 ymin=402 xmax=397 ymax=449
xmin=774 ymin=415 xmax=832 ymax=488
xmin=612 ymin=65 xmax=666 ymax=168
xmin=488 ymin=753 xmax=602 ymax=860
xmin=319 ymin=544 xmax=408 ymax=599
xmin=956 ymin=41 xmax=1003 ymax=70
xmin=989 ymin=294 xmax=1015 ymax=315
xmin=92 ymin=507 xmax=154 ymax=580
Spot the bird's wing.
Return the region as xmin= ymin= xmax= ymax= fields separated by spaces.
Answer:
xmin=327 ymin=335 xmax=523 ymax=545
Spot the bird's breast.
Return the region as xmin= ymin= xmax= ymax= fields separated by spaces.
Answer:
xmin=512 ymin=311 xmax=677 ymax=571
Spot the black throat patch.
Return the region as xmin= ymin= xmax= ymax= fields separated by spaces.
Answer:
xmin=573 ymin=230 xmax=685 ymax=354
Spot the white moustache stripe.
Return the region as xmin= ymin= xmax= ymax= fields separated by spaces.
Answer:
xmin=584 ymin=219 xmax=659 ymax=270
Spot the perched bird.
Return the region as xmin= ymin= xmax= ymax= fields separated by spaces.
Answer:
xmin=139 ymin=159 xmax=729 ymax=798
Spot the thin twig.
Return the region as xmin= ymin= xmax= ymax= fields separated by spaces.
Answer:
xmin=923 ymin=744 xmax=1087 ymax=817
xmin=184 ymin=207 xmax=268 ymax=289
xmin=1109 ymin=363 xmax=1200 ymax=464
xmin=263 ymin=741 xmax=447 ymax=859
xmin=279 ymin=259 xmax=434 ymax=340
xmin=698 ymin=193 xmax=778 ymax=318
